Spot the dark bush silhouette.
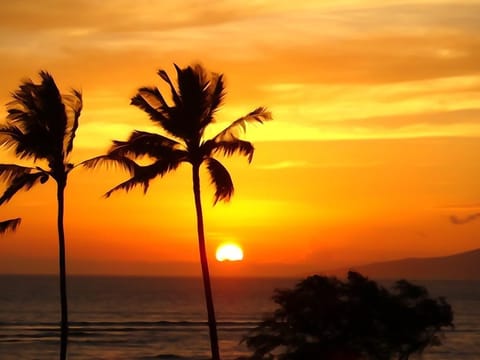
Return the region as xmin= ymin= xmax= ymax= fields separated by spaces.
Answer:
xmin=241 ymin=272 xmax=453 ymax=360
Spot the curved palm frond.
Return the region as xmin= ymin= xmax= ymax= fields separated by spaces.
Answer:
xmin=203 ymin=139 xmax=255 ymax=163
xmin=104 ymin=176 xmax=150 ymax=198
xmin=133 ymin=67 xmax=190 ymax=141
xmin=203 ymin=71 xmax=225 ymax=127
xmin=103 ymin=157 xmax=183 ymax=197
xmin=80 ymin=154 xmax=138 ymax=174
xmin=0 ymin=171 xmax=49 ymax=205
xmin=210 ymin=107 xmax=272 ymax=144
xmin=63 ymin=89 xmax=83 ymax=155
xmin=205 ymin=157 xmax=234 ymax=204
xmin=130 ymin=87 xmax=180 ymax=139
xmin=0 ymin=123 xmax=50 ymax=161
xmin=0 ymin=218 xmax=21 ymax=234
xmin=0 ymin=164 xmax=37 ymax=183
xmin=0 ymin=125 xmax=24 ymax=152
xmin=159 ymin=65 xmax=182 ymax=106
xmin=109 ymin=130 xmax=185 ymax=160
xmin=82 ymin=137 xmax=186 ymax=198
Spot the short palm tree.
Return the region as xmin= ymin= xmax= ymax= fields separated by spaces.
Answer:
xmin=0 ymin=71 xmax=82 ymax=360
xmin=0 ymin=218 xmax=21 ymax=234
xmin=83 ymin=64 xmax=271 ymax=360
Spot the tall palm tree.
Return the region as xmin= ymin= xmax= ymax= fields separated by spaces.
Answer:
xmin=0 ymin=218 xmax=21 ymax=234
xmin=0 ymin=71 xmax=82 ymax=360
xmin=83 ymin=64 xmax=271 ymax=360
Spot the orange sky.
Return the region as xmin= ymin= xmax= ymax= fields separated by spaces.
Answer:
xmin=0 ymin=0 xmax=479 ymax=276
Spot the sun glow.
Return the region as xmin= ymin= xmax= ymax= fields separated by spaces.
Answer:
xmin=215 ymin=243 xmax=244 ymax=262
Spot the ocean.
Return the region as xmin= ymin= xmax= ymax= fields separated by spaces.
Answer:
xmin=0 ymin=275 xmax=478 ymax=359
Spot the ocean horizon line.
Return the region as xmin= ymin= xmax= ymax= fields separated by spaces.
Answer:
xmin=0 ymin=273 xmax=301 ymax=279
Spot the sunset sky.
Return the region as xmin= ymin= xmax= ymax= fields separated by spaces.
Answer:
xmin=0 ymin=0 xmax=479 ymax=276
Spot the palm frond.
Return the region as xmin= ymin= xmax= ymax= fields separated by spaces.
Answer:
xmin=202 ymin=72 xmax=225 ymax=127
xmin=130 ymin=90 xmax=180 ymax=139
xmin=0 ymin=124 xmax=48 ymax=161
xmin=0 ymin=125 xmax=23 ymax=150
xmin=0 ymin=218 xmax=21 ymax=235
xmin=138 ymin=86 xmax=170 ymax=111
xmin=64 ymin=88 xmax=83 ymax=155
xmin=205 ymin=157 xmax=234 ymax=204
xmin=159 ymin=65 xmax=182 ymax=106
xmin=109 ymin=130 xmax=185 ymax=160
xmin=131 ymin=92 xmax=168 ymax=123
xmin=0 ymin=172 xmax=49 ymax=205
xmin=104 ymin=177 xmax=150 ymax=198
xmin=210 ymin=107 xmax=272 ymax=144
xmin=103 ymin=158 xmax=182 ymax=197
xmin=204 ymin=140 xmax=255 ymax=162
xmin=80 ymin=154 xmax=138 ymax=174
xmin=0 ymin=164 xmax=37 ymax=183
xmin=149 ymin=156 xmax=184 ymax=178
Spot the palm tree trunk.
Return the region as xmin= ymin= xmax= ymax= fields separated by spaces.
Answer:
xmin=57 ymin=180 xmax=68 ymax=360
xmin=192 ymin=163 xmax=221 ymax=360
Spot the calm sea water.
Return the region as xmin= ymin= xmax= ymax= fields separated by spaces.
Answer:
xmin=0 ymin=275 xmax=478 ymax=360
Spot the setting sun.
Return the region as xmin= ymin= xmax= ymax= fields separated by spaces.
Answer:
xmin=215 ymin=243 xmax=244 ymax=262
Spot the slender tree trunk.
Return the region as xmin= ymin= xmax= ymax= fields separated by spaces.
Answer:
xmin=192 ymin=163 xmax=221 ymax=360
xmin=57 ymin=180 xmax=68 ymax=360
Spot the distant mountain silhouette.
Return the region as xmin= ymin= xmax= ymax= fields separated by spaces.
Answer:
xmin=329 ymin=248 xmax=480 ymax=280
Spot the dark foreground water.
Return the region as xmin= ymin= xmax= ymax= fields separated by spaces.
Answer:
xmin=0 ymin=276 xmax=478 ymax=359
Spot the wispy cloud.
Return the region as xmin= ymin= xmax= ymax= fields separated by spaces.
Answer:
xmin=439 ymin=203 xmax=480 ymax=210
xmin=450 ymin=213 xmax=480 ymax=225
xmin=257 ymin=160 xmax=382 ymax=170
xmin=257 ymin=161 xmax=312 ymax=170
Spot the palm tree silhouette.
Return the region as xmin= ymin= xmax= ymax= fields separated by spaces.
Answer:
xmin=83 ymin=63 xmax=271 ymax=360
xmin=0 ymin=218 xmax=21 ymax=234
xmin=0 ymin=71 xmax=82 ymax=360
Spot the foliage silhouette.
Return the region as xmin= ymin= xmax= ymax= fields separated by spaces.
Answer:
xmin=241 ymin=271 xmax=453 ymax=360
xmin=0 ymin=218 xmax=21 ymax=234
xmin=82 ymin=63 xmax=271 ymax=360
xmin=0 ymin=71 xmax=82 ymax=360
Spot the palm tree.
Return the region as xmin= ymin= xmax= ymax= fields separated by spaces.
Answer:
xmin=0 ymin=71 xmax=82 ymax=360
xmin=83 ymin=64 xmax=271 ymax=360
xmin=0 ymin=218 xmax=21 ymax=234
